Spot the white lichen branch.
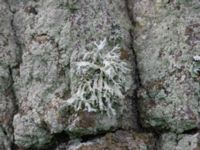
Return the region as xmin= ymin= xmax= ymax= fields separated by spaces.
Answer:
xmin=68 ymin=38 xmax=131 ymax=116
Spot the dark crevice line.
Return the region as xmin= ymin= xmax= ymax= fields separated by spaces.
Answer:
xmin=80 ymin=128 xmax=120 ymax=143
xmin=3 ymin=1 xmax=22 ymax=149
xmin=8 ymin=67 xmax=19 ymax=115
xmin=181 ymin=127 xmax=199 ymax=134
xmin=50 ymin=128 xmax=149 ymax=150
xmin=26 ymin=129 xmax=121 ymax=150
xmin=154 ymin=133 xmax=162 ymax=150
xmin=8 ymin=67 xmax=19 ymax=150
xmin=124 ymin=1 xmax=200 ymax=150
xmin=130 ymin=33 xmax=144 ymax=131
xmin=0 ymin=125 xmax=8 ymax=136
xmin=124 ymin=1 xmax=164 ymax=150
xmin=17 ymin=128 xmax=120 ymax=150
xmin=124 ymin=0 xmax=143 ymax=131
xmin=5 ymin=0 xmax=23 ymax=67
xmin=11 ymin=143 xmax=19 ymax=150
xmin=34 ymin=131 xmax=70 ymax=150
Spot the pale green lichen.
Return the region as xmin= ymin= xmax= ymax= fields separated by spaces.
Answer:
xmin=68 ymin=38 xmax=130 ymax=116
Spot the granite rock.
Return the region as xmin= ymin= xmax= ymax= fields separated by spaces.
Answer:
xmin=10 ymin=0 xmax=135 ymax=148
xmin=56 ymin=131 xmax=156 ymax=150
xmin=129 ymin=0 xmax=200 ymax=133
xmin=0 ymin=0 xmax=200 ymax=149
xmin=159 ymin=132 xmax=200 ymax=150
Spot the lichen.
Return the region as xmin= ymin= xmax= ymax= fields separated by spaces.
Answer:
xmin=191 ymin=55 xmax=200 ymax=80
xmin=68 ymin=38 xmax=131 ymax=116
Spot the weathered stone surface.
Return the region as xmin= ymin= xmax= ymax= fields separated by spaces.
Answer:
xmin=159 ymin=132 xmax=200 ymax=150
xmin=13 ymin=111 xmax=52 ymax=148
xmin=10 ymin=0 xmax=135 ymax=148
xmin=0 ymin=0 xmax=18 ymax=147
xmin=0 ymin=0 xmax=19 ymax=67
xmin=56 ymin=131 xmax=156 ymax=150
xmin=130 ymin=0 xmax=200 ymax=132
xmin=1 ymin=0 xmax=200 ymax=149
xmin=0 ymin=66 xmax=15 ymax=138
xmin=0 ymin=126 xmax=12 ymax=150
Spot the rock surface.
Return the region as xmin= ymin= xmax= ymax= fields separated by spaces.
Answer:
xmin=129 ymin=0 xmax=200 ymax=133
xmin=56 ymin=131 xmax=156 ymax=150
xmin=159 ymin=132 xmax=200 ymax=150
xmin=0 ymin=0 xmax=200 ymax=149
xmin=7 ymin=0 xmax=135 ymax=149
xmin=0 ymin=126 xmax=12 ymax=150
xmin=0 ymin=0 xmax=19 ymax=149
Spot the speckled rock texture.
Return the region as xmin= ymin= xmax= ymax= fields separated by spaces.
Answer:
xmin=128 ymin=0 xmax=200 ymax=133
xmin=55 ymin=131 xmax=156 ymax=150
xmin=1 ymin=0 xmax=136 ymax=149
xmin=0 ymin=0 xmax=19 ymax=149
xmin=159 ymin=132 xmax=200 ymax=150
xmin=0 ymin=0 xmax=200 ymax=149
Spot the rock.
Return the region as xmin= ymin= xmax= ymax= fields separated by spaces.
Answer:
xmin=11 ymin=0 xmax=135 ymax=148
xmin=1 ymin=0 xmax=200 ymax=149
xmin=0 ymin=66 xmax=15 ymax=137
xmin=0 ymin=0 xmax=18 ymax=144
xmin=0 ymin=126 xmax=12 ymax=150
xmin=130 ymin=0 xmax=200 ymax=132
xmin=13 ymin=111 xmax=52 ymax=148
xmin=159 ymin=132 xmax=200 ymax=150
xmin=0 ymin=0 xmax=20 ymax=67
xmin=56 ymin=131 xmax=156 ymax=150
